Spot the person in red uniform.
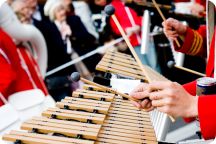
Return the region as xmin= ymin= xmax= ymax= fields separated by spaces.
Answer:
xmin=174 ymin=0 xmax=205 ymax=7
xmin=174 ymin=0 xmax=206 ymax=17
xmin=130 ymin=0 xmax=216 ymax=140
xmin=0 ymin=28 xmax=50 ymax=106
xmin=110 ymin=0 xmax=142 ymax=48
xmin=109 ymin=0 xmax=160 ymax=72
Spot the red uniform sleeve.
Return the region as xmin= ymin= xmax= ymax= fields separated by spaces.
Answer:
xmin=182 ymin=80 xmax=216 ymax=140
xmin=198 ymin=95 xmax=216 ymax=139
xmin=183 ymin=80 xmax=197 ymax=96
xmin=174 ymin=26 xmax=207 ymax=57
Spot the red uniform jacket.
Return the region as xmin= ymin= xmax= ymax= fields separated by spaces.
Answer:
xmin=110 ymin=0 xmax=142 ymax=47
xmin=174 ymin=26 xmax=216 ymax=139
xmin=0 ymin=29 xmax=48 ymax=106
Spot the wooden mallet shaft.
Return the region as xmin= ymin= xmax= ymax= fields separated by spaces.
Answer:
xmin=167 ymin=61 xmax=205 ymax=77
xmin=71 ymin=72 xmax=137 ymax=101
xmin=152 ymin=0 xmax=181 ymax=48
xmin=105 ymin=5 xmax=151 ymax=82
xmin=105 ymin=5 xmax=175 ymax=122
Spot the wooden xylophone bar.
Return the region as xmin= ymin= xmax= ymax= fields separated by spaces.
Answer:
xmin=95 ymin=50 xmax=173 ymax=140
xmin=3 ymin=86 xmax=157 ymax=144
xmin=84 ymin=86 xmax=157 ymax=144
xmin=96 ymin=51 xmax=147 ymax=81
xmin=96 ymin=50 xmax=168 ymax=82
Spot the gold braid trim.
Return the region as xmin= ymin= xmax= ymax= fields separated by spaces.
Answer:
xmin=190 ymin=31 xmax=201 ymax=55
xmin=193 ymin=32 xmax=203 ymax=55
xmin=188 ymin=30 xmax=198 ymax=55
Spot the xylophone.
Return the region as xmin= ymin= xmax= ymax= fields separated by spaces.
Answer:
xmin=96 ymin=50 xmax=171 ymax=141
xmin=96 ymin=50 xmax=147 ymax=81
xmin=96 ymin=50 xmax=168 ymax=82
xmin=2 ymin=86 xmax=157 ymax=144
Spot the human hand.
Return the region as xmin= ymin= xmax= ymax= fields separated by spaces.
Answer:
xmin=162 ymin=18 xmax=187 ymax=41
xmin=189 ymin=3 xmax=205 ymax=17
xmin=61 ymin=22 xmax=72 ymax=38
xmin=147 ymin=81 xmax=198 ymax=118
xmin=130 ymin=83 xmax=154 ymax=111
xmin=125 ymin=25 xmax=140 ymax=36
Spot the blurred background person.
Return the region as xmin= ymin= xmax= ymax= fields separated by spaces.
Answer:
xmin=174 ymin=0 xmax=206 ymax=17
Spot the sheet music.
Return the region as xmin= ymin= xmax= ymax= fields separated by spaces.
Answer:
xmin=110 ymin=78 xmax=141 ymax=94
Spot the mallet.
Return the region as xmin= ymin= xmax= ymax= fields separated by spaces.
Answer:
xmin=105 ymin=5 xmax=176 ymax=122
xmin=152 ymin=0 xmax=181 ymax=47
xmin=167 ymin=61 xmax=205 ymax=77
xmin=71 ymin=72 xmax=137 ymax=101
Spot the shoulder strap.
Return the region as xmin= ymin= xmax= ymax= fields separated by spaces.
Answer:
xmin=0 ymin=93 xmax=8 ymax=104
xmin=0 ymin=48 xmax=10 ymax=64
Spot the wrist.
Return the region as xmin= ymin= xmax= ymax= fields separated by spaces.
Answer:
xmin=178 ymin=25 xmax=188 ymax=41
xmin=186 ymin=96 xmax=198 ymax=117
xmin=179 ymin=25 xmax=187 ymax=36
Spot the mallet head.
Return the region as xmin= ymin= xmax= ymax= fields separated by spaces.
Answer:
xmin=167 ymin=60 xmax=175 ymax=69
xmin=104 ymin=5 xmax=115 ymax=16
xmin=71 ymin=72 xmax=80 ymax=82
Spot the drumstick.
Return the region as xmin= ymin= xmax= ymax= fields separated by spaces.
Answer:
xmin=71 ymin=72 xmax=137 ymax=101
xmin=167 ymin=61 xmax=205 ymax=77
xmin=104 ymin=5 xmax=176 ymax=122
xmin=151 ymin=0 xmax=181 ymax=48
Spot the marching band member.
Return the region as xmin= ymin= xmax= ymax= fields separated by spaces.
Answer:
xmin=0 ymin=2 xmax=55 ymax=143
xmin=109 ymin=0 xmax=160 ymax=72
xmin=0 ymin=28 xmax=55 ymax=143
xmin=174 ymin=0 xmax=206 ymax=17
xmin=0 ymin=1 xmax=48 ymax=77
xmin=131 ymin=0 xmax=216 ymax=140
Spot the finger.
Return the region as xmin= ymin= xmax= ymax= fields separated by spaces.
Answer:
xmin=152 ymin=96 xmax=174 ymax=108
xmin=165 ymin=18 xmax=177 ymax=27
xmin=164 ymin=31 xmax=179 ymax=37
xmin=130 ymin=91 xmax=149 ymax=100
xmin=163 ymin=24 xmax=173 ymax=30
xmin=130 ymin=83 xmax=148 ymax=93
xmin=165 ymin=30 xmax=178 ymax=36
xmin=165 ymin=19 xmax=181 ymax=32
xmin=165 ymin=33 xmax=179 ymax=40
xmin=140 ymin=99 xmax=150 ymax=109
xmin=131 ymin=101 xmax=141 ymax=109
xmin=162 ymin=18 xmax=174 ymax=26
xmin=151 ymin=99 xmax=166 ymax=107
xmin=149 ymin=90 xmax=168 ymax=100
xmin=144 ymin=106 xmax=155 ymax=112
xmin=147 ymin=81 xmax=172 ymax=92
xmin=145 ymin=101 xmax=152 ymax=109
xmin=164 ymin=23 xmax=176 ymax=30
